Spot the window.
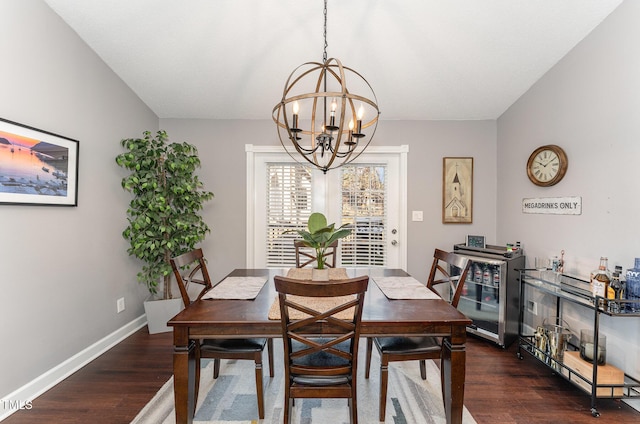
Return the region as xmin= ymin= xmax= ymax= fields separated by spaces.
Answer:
xmin=266 ymin=164 xmax=312 ymax=267
xmin=340 ymin=165 xmax=387 ymax=266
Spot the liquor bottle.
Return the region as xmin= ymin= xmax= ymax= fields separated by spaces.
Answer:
xmin=615 ymin=265 xmax=626 ymax=300
xmin=625 ymin=258 xmax=640 ymax=312
xmin=591 ymin=257 xmax=611 ymax=300
xmin=610 ymin=272 xmax=622 ymax=313
xmin=607 ymin=271 xmax=617 ymax=300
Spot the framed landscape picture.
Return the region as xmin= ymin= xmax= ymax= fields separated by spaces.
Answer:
xmin=0 ymin=118 xmax=79 ymax=206
xmin=442 ymin=157 xmax=473 ymax=224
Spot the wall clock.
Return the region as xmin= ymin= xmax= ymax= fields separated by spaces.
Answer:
xmin=526 ymin=144 xmax=568 ymax=187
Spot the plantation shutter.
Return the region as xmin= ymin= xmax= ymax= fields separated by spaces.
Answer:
xmin=340 ymin=165 xmax=387 ymax=267
xmin=266 ymin=163 xmax=313 ymax=267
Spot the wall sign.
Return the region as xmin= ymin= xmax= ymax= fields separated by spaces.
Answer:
xmin=522 ymin=196 xmax=582 ymax=215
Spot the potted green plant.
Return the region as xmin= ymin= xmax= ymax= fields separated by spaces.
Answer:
xmin=291 ymin=212 xmax=351 ymax=279
xmin=115 ymin=130 xmax=213 ymax=333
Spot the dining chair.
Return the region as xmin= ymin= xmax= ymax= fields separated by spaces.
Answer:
xmin=294 ymin=239 xmax=338 ymax=268
xmin=274 ymin=274 xmax=369 ymax=424
xmin=364 ymin=248 xmax=471 ymax=421
xmin=170 ymin=248 xmax=274 ymax=418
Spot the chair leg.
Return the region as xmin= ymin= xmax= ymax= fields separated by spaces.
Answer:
xmin=283 ymin=388 xmax=292 ymax=424
xmin=365 ymin=337 xmax=373 ymax=379
xmin=350 ymin=382 xmax=358 ymax=424
xmin=419 ymin=359 xmax=427 ymax=380
xmin=194 ymin=346 xmax=201 ymax=416
xmin=267 ymin=338 xmax=274 ymax=377
xmin=213 ymin=358 xmax=221 ymax=379
xmin=254 ymin=356 xmax=265 ymax=419
xmin=379 ymin=356 xmax=389 ymax=421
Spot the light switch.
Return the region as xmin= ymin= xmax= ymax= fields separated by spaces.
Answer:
xmin=412 ymin=210 xmax=423 ymax=221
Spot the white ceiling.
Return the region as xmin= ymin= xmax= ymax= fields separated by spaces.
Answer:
xmin=44 ymin=0 xmax=623 ymax=121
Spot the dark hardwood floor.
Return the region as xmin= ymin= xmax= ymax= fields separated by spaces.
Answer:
xmin=3 ymin=328 xmax=638 ymax=423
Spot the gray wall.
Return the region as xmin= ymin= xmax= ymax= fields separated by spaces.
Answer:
xmin=497 ymin=0 xmax=640 ymax=379
xmin=160 ymin=119 xmax=497 ymax=284
xmin=0 ymin=0 xmax=158 ymax=398
xmin=3 ymin=0 xmax=638 ymax=408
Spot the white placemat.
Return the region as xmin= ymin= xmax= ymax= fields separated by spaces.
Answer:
xmin=201 ymin=276 xmax=267 ymax=300
xmin=373 ymin=276 xmax=441 ymax=300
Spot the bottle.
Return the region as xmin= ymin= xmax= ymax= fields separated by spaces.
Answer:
xmin=625 ymin=258 xmax=640 ymax=312
xmin=551 ymin=256 xmax=560 ymax=272
xmin=473 ymin=263 xmax=482 ymax=311
xmin=492 ymin=266 xmax=500 ymax=303
xmin=492 ymin=267 xmax=500 ymax=287
xmin=615 ymin=265 xmax=626 ymax=300
xmin=482 ymin=265 xmax=491 ymax=301
xmin=482 ymin=265 xmax=491 ymax=286
xmin=473 ymin=263 xmax=482 ymax=283
xmin=606 ymin=271 xmax=617 ymax=300
xmin=610 ymin=272 xmax=621 ymax=313
xmin=590 ymin=257 xmax=611 ymax=300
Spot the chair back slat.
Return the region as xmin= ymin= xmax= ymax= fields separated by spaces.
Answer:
xmin=426 ymin=248 xmax=472 ymax=308
xmin=169 ymin=248 xmax=213 ymax=308
xmin=294 ymin=240 xmax=338 ymax=268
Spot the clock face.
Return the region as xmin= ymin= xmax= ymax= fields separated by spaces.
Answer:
xmin=527 ymin=145 xmax=568 ymax=187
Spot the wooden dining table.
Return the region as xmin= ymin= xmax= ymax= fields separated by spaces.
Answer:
xmin=167 ymin=268 xmax=472 ymax=424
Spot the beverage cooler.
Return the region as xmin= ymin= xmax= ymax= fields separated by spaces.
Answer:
xmin=452 ymin=243 xmax=525 ymax=348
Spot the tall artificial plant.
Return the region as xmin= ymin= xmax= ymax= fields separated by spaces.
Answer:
xmin=115 ymin=130 xmax=214 ymax=299
xmin=292 ymin=212 xmax=351 ymax=269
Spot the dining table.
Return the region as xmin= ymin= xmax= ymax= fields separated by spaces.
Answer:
xmin=167 ymin=268 xmax=472 ymax=424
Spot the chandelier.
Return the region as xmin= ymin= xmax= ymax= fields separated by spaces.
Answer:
xmin=272 ymin=0 xmax=380 ymax=173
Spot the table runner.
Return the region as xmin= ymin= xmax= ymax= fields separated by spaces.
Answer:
xmin=268 ymin=268 xmax=354 ymax=320
xmin=285 ymin=267 xmax=349 ymax=280
xmin=372 ymin=276 xmax=441 ymax=300
xmin=201 ymin=276 xmax=267 ymax=300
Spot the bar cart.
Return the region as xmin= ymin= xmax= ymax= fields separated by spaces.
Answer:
xmin=517 ymin=270 xmax=640 ymax=417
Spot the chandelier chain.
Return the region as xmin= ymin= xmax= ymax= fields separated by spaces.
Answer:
xmin=322 ymin=0 xmax=328 ymax=63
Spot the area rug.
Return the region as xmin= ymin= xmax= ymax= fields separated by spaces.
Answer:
xmin=131 ymin=339 xmax=476 ymax=424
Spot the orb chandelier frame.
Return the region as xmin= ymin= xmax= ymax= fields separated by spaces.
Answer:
xmin=272 ymin=0 xmax=380 ymax=173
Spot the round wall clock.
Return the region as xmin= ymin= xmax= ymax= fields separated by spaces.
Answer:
xmin=526 ymin=144 xmax=568 ymax=187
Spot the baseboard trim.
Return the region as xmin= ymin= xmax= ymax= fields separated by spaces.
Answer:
xmin=0 ymin=315 xmax=147 ymax=421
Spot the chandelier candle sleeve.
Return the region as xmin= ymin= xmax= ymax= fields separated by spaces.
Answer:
xmin=356 ymin=104 xmax=364 ymax=135
xmin=292 ymin=101 xmax=299 ymax=130
xmin=329 ymin=98 xmax=337 ymax=128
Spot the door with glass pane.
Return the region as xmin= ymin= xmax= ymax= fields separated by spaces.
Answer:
xmin=247 ymin=146 xmax=406 ymax=269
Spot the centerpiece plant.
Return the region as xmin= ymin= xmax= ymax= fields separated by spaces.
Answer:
xmin=115 ymin=130 xmax=214 ymax=299
xmin=292 ymin=212 xmax=351 ymax=269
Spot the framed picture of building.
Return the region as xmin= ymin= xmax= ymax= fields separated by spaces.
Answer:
xmin=0 ymin=117 xmax=79 ymax=206
xmin=442 ymin=157 xmax=473 ymax=224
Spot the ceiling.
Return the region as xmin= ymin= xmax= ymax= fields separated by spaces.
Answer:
xmin=43 ymin=0 xmax=623 ymax=121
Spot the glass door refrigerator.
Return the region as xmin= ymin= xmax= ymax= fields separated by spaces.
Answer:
xmin=452 ymin=243 xmax=525 ymax=348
